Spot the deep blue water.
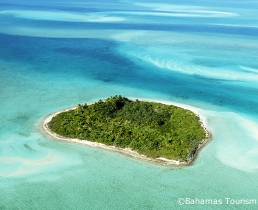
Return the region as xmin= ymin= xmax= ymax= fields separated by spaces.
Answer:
xmin=0 ymin=0 xmax=258 ymax=209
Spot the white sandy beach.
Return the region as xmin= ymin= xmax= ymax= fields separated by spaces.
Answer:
xmin=41 ymin=98 xmax=211 ymax=166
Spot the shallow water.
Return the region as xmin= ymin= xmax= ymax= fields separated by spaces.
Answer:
xmin=0 ymin=0 xmax=258 ymax=209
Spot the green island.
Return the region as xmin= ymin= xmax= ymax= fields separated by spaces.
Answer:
xmin=46 ymin=95 xmax=210 ymax=164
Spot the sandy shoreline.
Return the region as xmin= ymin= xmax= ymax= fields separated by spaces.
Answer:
xmin=41 ymin=98 xmax=211 ymax=166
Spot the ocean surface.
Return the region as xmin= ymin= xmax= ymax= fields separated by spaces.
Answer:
xmin=0 ymin=0 xmax=258 ymax=209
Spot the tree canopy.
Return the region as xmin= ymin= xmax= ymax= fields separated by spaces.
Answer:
xmin=48 ymin=95 xmax=208 ymax=162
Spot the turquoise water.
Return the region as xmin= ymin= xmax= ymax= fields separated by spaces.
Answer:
xmin=0 ymin=0 xmax=258 ymax=209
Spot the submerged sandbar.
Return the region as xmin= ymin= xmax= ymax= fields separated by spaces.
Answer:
xmin=42 ymin=96 xmax=211 ymax=165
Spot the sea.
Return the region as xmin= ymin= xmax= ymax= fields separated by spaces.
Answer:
xmin=0 ymin=0 xmax=258 ymax=209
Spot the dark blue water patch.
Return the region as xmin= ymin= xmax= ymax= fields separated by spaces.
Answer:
xmin=0 ymin=3 xmax=19 ymax=7
xmin=12 ymin=17 xmax=258 ymax=37
xmin=0 ymin=33 xmax=138 ymax=90
xmin=1 ymin=33 xmax=258 ymax=116
xmin=53 ymin=40 xmax=131 ymax=65
xmin=0 ymin=33 xmax=134 ymax=77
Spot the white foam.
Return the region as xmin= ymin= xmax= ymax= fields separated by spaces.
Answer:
xmin=239 ymin=65 xmax=258 ymax=73
xmin=128 ymin=52 xmax=258 ymax=81
xmin=111 ymin=31 xmax=148 ymax=42
xmin=133 ymin=3 xmax=238 ymax=17
xmin=0 ymin=10 xmax=126 ymax=22
xmin=112 ymin=10 xmax=236 ymax=18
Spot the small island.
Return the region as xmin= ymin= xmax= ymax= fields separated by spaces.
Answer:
xmin=43 ymin=95 xmax=211 ymax=165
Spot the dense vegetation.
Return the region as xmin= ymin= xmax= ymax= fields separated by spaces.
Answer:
xmin=48 ymin=96 xmax=208 ymax=162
